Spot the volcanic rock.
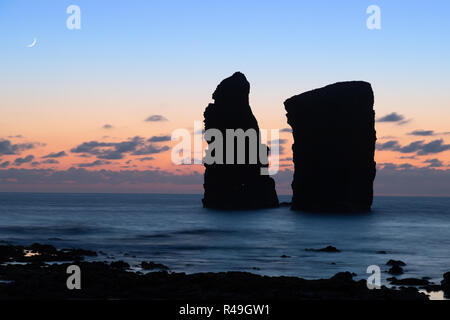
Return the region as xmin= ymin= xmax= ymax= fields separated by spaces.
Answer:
xmin=441 ymin=272 xmax=450 ymax=296
xmin=305 ymin=246 xmax=341 ymax=253
xmin=386 ymin=260 xmax=406 ymax=267
xmin=284 ymin=82 xmax=376 ymax=212
xmin=141 ymin=261 xmax=169 ymax=271
xmin=388 ymin=265 xmax=404 ymax=275
xmin=388 ymin=277 xmax=430 ymax=286
xmin=202 ymin=72 xmax=279 ymax=209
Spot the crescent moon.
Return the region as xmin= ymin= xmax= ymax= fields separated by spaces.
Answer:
xmin=27 ymin=38 xmax=37 ymax=48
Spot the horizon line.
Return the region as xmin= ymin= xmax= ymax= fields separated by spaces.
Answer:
xmin=0 ymin=191 xmax=449 ymax=198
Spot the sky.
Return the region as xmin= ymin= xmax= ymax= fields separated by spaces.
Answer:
xmin=0 ymin=0 xmax=449 ymax=195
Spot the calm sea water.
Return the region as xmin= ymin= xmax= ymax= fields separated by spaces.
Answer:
xmin=0 ymin=193 xmax=449 ymax=286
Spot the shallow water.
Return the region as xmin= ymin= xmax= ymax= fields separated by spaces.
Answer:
xmin=0 ymin=193 xmax=449 ymax=290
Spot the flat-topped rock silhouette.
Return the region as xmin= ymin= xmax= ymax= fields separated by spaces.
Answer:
xmin=284 ymin=81 xmax=376 ymax=212
xmin=202 ymin=72 xmax=279 ymax=209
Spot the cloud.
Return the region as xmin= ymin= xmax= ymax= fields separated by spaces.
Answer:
xmin=0 ymin=161 xmax=10 ymax=168
xmin=71 ymin=141 xmax=115 ymax=154
xmin=0 ymin=140 xmax=36 ymax=155
xmin=374 ymin=164 xmax=450 ymax=196
xmin=397 ymin=140 xmax=425 ymax=153
xmin=71 ymin=136 xmax=169 ymax=160
xmin=377 ymin=112 xmax=410 ymax=125
xmin=78 ymin=160 xmax=111 ymax=168
xmin=416 ymin=139 xmax=450 ymax=155
xmin=377 ymin=112 xmax=405 ymax=122
xmin=397 ymin=119 xmax=411 ymax=125
xmin=138 ymin=157 xmax=155 ymax=161
xmin=107 ymin=137 xmax=146 ymax=159
xmin=13 ymin=155 xmax=35 ymax=166
xmin=145 ymin=115 xmax=168 ymax=122
xmin=131 ymin=145 xmax=170 ymax=156
xmin=148 ymin=135 xmax=171 ymax=142
xmin=7 ymin=135 xmax=24 ymax=139
xmin=1 ymin=165 xmax=449 ymax=196
xmin=42 ymin=151 xmax=67 ymax=159
xmin=103 ymin=124 xmax=113 ymax=129
xmin=423 ymin=158 xmax=443 ymax=168
xmin=42 ymin=159 xmax=59 ymax=164
xmin=270 ymin=138 xmax=288 ymax=145
xmin=275 ymin=146 xmax=286 ymax=155
xmin=376 ymin=139 xmax=450 ymax=155
xmin=0 ymin=167 xmax=203 ymax=189
xmin=408 ymin=130 xmax=435 ymax=136
xmin=268 ymin=138 xmax=289 ymax=155
xmin=397 ymin=163 xmax=414 ymax=169
xmin=270 ymin=139 xmax=289 ymax=154
xmin=280 ymin=128 xmax=292 ymax=133
xmin=376 ymin=140 xmax=401 ymax=151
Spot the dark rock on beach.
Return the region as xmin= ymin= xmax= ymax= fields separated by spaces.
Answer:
xmin=202 ymin=72 xmax=279 ymax=209
xmin=421 ymin=284 xmax=442 ymax=292
xmin=441 ymin=272 xmax=450 ymax=296
xmin=0 ymin=243 xmax=96 ymax=263
xmin=0 ymin=244 xmax=437 ymax=300
xmin=388 ymin=277 xmax=430 ymax=286
xmin=141 ymin=261 xmax=169 ymax=271
xmin=386 ymin=259 xmax=406 ymax=267
xmin=387 ymin=277 xmax=396 ymax=282
xmin=284 ymin=81 xmax=376 ymax=212
xmin=0 ymin=261 xmax=427 ymax=300
xmin=305 ymin=246 xmax=341 ymax=253
xmin=388 ymin=265 xmax=404 ymax=275
xmin=110 ymin=261 xmax=130 ymax=270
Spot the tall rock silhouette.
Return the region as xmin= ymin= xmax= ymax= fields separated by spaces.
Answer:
xmin=202 ymin=72 xmax=279 ymax=209
xmin=284 ymin=81 xmax=376 ymax=212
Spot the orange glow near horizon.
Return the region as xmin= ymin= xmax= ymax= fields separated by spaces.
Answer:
xmin=1 ymin=75 xmax=449 ymax=182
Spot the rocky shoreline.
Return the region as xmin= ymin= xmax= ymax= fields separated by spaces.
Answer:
xmin=0 ymin=244 xmax=447 ymax=300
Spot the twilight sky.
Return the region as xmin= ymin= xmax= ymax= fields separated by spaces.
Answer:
xmin=0 ymin=0 xmax=449 ymax=195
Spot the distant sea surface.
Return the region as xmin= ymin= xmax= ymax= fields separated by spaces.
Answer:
xmin=0 ymin=193 xmax=449 ymax=286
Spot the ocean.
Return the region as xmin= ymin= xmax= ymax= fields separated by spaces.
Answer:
xmin=0 ymin=193 xmax=449 ymax=288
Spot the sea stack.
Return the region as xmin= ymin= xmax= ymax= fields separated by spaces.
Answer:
xmin=284 ymin=81 xmax=376 ymax=212
xmin=202 ymin=72 xmax=279 ymax=209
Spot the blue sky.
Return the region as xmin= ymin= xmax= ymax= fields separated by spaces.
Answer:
xmin=2 ymin=0 xmax=450 ymax=83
